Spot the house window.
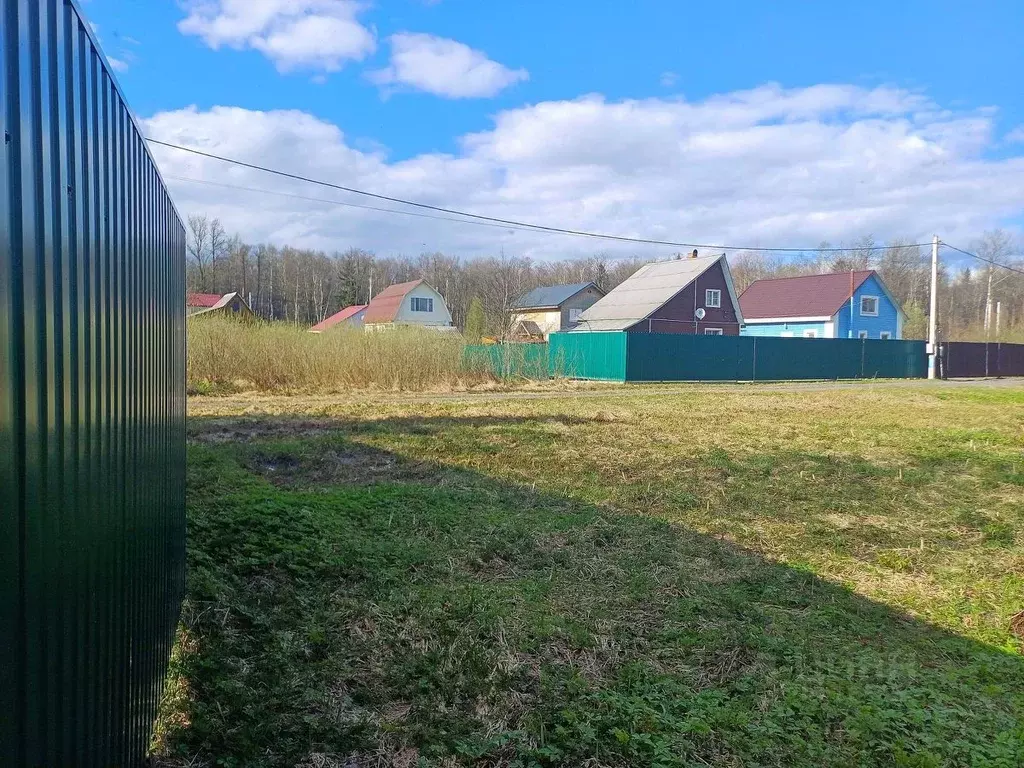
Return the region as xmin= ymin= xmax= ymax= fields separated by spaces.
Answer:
xmin=803 ymin=329 xmax=817 ymax=338
xmin=880 ymin=331 xmax=892 ymax=340
xmin=704 ymin=328 xmax=723 ymax=336
xmin=705 ymin=289 xmax=721 ymax=308
xmin=858 ymin=330 xmax=868 ymax=340
xmin=410 ymin=297 xmax=433 ymax=313
xmin=567 ymin=307 xmax=583 ymax=323
xmin=860 ymin=295 xmax=879 ymax=316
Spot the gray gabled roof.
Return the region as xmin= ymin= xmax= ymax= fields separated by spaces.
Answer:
xmin=572 ymin=254 xmax=741 ymax=332
xmin=512 ymin=282 xmax=603 ymax=310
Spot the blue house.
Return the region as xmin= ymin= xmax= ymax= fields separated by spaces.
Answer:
xmin=739 ymin=270 xmax=905 ymax=339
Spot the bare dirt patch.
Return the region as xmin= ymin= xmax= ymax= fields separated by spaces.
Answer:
xmin=249 ymin=444 xmax=442 ymax=488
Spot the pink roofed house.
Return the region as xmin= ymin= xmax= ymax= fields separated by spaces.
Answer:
xmin=186 ymin=292 xmax=254 ymax=319
xmin=309 ymin=305 xmax=367 ymax=333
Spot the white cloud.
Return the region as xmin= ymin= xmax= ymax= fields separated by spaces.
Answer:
xmin=143 ymin=84 xmax=1024 ymax=260
xmin=370 ymin=33 xmax=528 ymax=98
xmin=178 ymin=0 xmax=375 ymax=73
xmin=108 ymin=56 xmax=129 ymax=72
xmin=1006 ymin=125 xmax=1024 ymax=144
xmin=660 ymin=71 xmax=678 ymax=88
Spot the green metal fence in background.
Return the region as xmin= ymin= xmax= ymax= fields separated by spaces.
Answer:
xmin=471 ymin=334 xmax=927 ymax=382
xmin=464 ymin=343 xmax=550 ymax=379
xmin=1 ymin=1 xmax=186 ymax=765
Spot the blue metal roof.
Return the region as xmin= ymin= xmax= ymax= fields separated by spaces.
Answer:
xmin=512 ymin=282 xmax=600 ymax=309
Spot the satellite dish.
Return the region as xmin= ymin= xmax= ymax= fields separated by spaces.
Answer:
xmin=694 ymin=308 xmax=706 ymax=320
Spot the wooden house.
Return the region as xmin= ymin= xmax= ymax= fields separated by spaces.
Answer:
xmin=570 ymin=252 xmax=743 ymax=335
xmin=739 ymin=271 xmax=905 ymax=339
xmin=511 ymin=282 xmax=606 ymax=339
xmin=362 ymin=280 xmax=454 ymax=332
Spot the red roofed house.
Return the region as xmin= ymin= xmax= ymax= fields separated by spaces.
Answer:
xmin=309 ymin=304 xmax=367 ymax=333
xmin=362 ymin=280 xmax=454 ymax=332
xmin=186 ymin=291 xmax=254 ymax=319
xmin=739 ymin=270 xmax=904 ymax=339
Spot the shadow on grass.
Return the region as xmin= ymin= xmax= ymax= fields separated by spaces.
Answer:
xmin=154 ymin=414 xmax=1024 ymax=768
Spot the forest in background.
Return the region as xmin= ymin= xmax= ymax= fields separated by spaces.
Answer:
xmin=186 ymin=215 xmax=1024 ymax=342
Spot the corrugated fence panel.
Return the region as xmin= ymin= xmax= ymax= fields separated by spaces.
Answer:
xmin=626 ymin=334 xmax=752 ymax=381
xmin=550 ymin=332 xmax=627 ymax=381
xmin=548 ymin=334 xmax=927 ymax=382
xmin=861 ymin=339 xmax=928 ymax=379
xmin=942 ymin=341 xmax=1024 ymax=378
xmin=464 ymin=343 xmax=549 ymax=379
xmin=1 ymin=1 xmax=186 ymax=765
xmin=1000 ymin=343 xmax=1024 ymax=376
xmin=752 ymin=337 xmax=862 ymax=380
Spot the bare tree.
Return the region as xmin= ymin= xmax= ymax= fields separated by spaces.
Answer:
xmin=209 ymin=218 xmax=228 ymax=294
xmin=186 ymin=214 xmax=210 ymax=291
xmin=179 ymin=211 xmax=1024 ymax=341
xmin=973 ymin=229 xmax=1015 ymax=336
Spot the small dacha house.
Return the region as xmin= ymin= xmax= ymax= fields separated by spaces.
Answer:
xmin=309 ymin=304 xmax=367 ymax=333
xmin=570 ymin=252 xmax=743 ymax=335
xmin=739 ymin=271 xmax=905 ymax=339
xmin=187 ymin=292 xmax=254 ymax=319
xmin=511 ymin=282 xmax=606 ymax=339
xmin=363 ymin=280 xmax=454 ymax=332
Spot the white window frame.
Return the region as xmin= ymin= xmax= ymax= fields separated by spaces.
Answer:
xmin=705 ymin=289 xmax=722 ymax=309
xmin=802 ymin=329 xmax=817 ymax=338
xmin=879 ymin=331 xmax=892 ymax=340
xmin=410 ymin=296 xmax=433 ymax=313
xmin=860 ymin=295 xmax=879 ymax=317
xmin=858 ymin=330 xmax=869 ymax=340
xmin=567 ymin=307 xmax=583 ymax=323
xmin=704 ymin=328 xmax=724 ymax=336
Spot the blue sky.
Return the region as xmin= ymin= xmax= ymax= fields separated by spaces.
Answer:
xmin=81 ymin=0 xmax=1024 ymax=259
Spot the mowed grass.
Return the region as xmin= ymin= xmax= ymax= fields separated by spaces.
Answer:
xmin=155 ymin=384 xmax=1024 ymax=767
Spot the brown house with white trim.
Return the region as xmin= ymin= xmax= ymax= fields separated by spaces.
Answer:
xmin=571 ymin=253 xmax=743 ymax=335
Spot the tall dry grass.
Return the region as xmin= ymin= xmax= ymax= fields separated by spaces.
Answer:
xmin=187 ymin=318 xmax=494 ymax=392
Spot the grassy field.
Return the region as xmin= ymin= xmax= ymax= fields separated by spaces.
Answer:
xmin=155 ymin=383 xmax=1024 ymax=767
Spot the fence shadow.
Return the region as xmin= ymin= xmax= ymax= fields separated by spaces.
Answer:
xmin=155 ymin=413 xmax=1024 ymax=767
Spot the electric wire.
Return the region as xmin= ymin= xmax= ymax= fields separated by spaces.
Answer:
xmin=939 ymin=242 xmax=1024 ymax=276
xmin=149 ymin=139 xmax=1024 ymax=275
xmin=146 ymin=137 xmax=937 ymax=253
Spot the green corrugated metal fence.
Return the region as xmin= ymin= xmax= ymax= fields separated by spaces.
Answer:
xmin=476 ymin=334 xmax=927 ymax=382
xmin=1 ymin=1 xmax=186 ymax=765
xmin=624 ymin=334 xmax=926 ymax=381
xmin=550 ymin=332 xmax=628 ymax=381
xmin=464 ymin=343 xmax=550 ymax=379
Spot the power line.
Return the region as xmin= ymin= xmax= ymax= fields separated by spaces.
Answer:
xmin=940 ymin=242 xmax=1024 ymax=276
xmin=163 ymin=175 xmax=537 ymax=235
xmin=171 ymin=174 xmax=946 ymax=263
xmin=146 ymin=137 xmax=936 ymax=254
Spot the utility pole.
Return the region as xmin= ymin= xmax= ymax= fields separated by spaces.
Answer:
xmin=928 ymin=235 xmax=939 ymax=380
xmin=984 ymin=266 xmax=994 ymax=337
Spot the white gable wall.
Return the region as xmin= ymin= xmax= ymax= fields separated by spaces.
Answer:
xmin=392 ymin=283 xmax=452 ymax=326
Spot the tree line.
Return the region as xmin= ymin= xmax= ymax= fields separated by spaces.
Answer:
xmin=186 ymin=214 xmax=1023 ymax=342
